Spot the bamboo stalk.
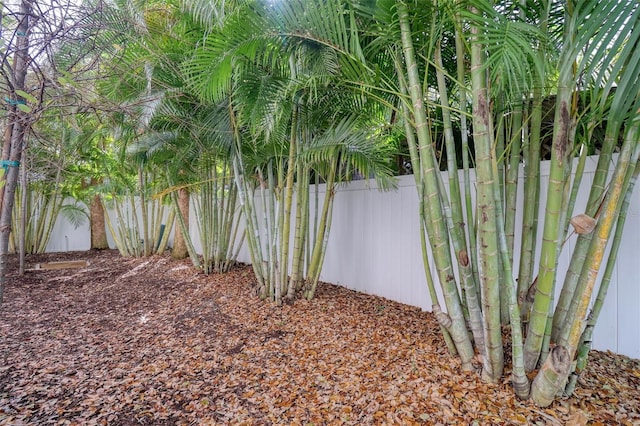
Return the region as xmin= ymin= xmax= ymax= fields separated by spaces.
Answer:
xmin=505 ymin=101 xmax=523 ymax=267
xmin=233 ymin=149 xmax=266 ymax=293
xmin=156 ymin=207 xmax=174 ymax=254
xmin=138 ymin=171 xmax=150 ymax=256
xmin=395 ymin=49 xmax=458 ymax=357
xmin=532 ymin=125 xmax=640 ymax=406
xmin=491 ymin=135 xmax=530 ymax=399
xmin=435 ymin=42 xmax=485 ymax=353
xmin=469 ymin=8 xmax=504 ymax=382
xmin=560 ymin=128 xmax=640 ymax=351
xmin=289 ymin=160 xmax=308 ymax=297
xmin=523 ymin=78 xmax=574 ymax=372
xmin=552 ymin=130 xmax=616 ymax=341
xmin=565 ymin=160 xmax=640 ymax=396
xmin=304 ymin=158 xmax=337 ymax=299
xmin=128 ymin=192 xmax=141 ymax=256
xmin=397 ymin=0 xmax=474 ymax=369
xmin=279 ymin=108 xmax=298 ymax=303
xmin=102 ymin=196 xmax=126 ymax=256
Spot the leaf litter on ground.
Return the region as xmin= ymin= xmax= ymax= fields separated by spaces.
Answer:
xmin=0 ymin=250 xmax=638 ymax=425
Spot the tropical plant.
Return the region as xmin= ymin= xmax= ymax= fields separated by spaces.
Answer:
xmin=183 ymin=0 xmax=396 ymax=303
xmin=138 ymin=102 xmax=246 ymax=273
xmin=117 ymin=0 xmax=245 ymax=267
xmin=383 ymin=0 xmax=640 ymax=406
xmin=11 ymin=116 xmax=90 ymax=256
xmin=181 ymin=0 xmax=640 ymax=406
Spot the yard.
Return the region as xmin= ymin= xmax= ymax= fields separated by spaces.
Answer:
xmin=0 ymin=250 xmax=638 ymax=425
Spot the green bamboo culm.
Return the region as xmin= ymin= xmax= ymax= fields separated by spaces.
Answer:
xmin=396 ymin=0 xmax=474 ymax=370
xmin=532 ymin=124 xmax=640 ymax=406
xmin=469 ymin=6 xmax=504 ymax=382
xmin=187 ymin=157 xmax=243 ymax=274
xmin=395 ymin=54 xmax=458 ymax=356
xmin=565 ymin=159 xmax=640 ymax=396
xmin=434 ymin=40 xmax=485 ymax=355
xmin=522 ymin=54 xmax=575 ymax=373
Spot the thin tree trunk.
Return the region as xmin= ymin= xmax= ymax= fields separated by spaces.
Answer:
xmin=171 ymin=189 xmax=200 ymax=268
xmin=0 ymin=123 xmax=15 ymax=205
xmin=0 ymin=124 xmax=26 ymax=303
xmin=0 ymin=0 xmax=31 ymax=304
xmin=19 ymin=145 xmax=27 ymax=274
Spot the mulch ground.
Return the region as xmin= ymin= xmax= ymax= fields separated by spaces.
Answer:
xmin=0 ymin=250 xmax=638 ymax=426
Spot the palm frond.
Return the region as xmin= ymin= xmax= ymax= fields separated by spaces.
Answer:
xmin=462 ymin=0 xmax=546 ymax=99
xmin=584 ymin=2 xmax=640 ymax=122
xmin=301 ymin=116 xmax=396 ymax=190
xmin=59 ymin=203 xmax=89 ymax=230
xmin=184 ymin=0 xmax=374 ymax=103
xmin=182 ymin=4 xmax=274 ymax=102
xmin=180 ymin=0 xmax=251 ymax=29
xmin=234 ymin=68 xmax=293 ymax=140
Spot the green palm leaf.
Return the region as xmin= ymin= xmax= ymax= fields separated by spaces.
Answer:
xmin=301 ymin=116 xmax=396 ymax=190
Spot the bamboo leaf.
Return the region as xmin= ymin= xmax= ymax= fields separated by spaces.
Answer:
xmin=17 ymin=103 xmax=32 ymax=113
xmin=15 ymin=90 xmax=37 ymax=104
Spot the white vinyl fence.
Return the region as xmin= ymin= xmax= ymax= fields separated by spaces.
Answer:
xmin=45 ymin=155 xmax=640 ymax=359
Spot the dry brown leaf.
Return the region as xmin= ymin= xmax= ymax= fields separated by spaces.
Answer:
xmin=566 ymin=409 xmax=590 ymax=426
xmin=571 ymin=213 xmax=597 ymax=234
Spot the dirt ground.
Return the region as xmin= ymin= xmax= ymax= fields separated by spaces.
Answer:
xmin=0 ymin=250 xmax=638 ymax=425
